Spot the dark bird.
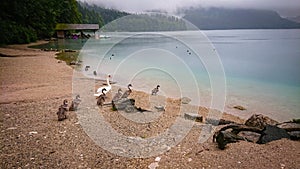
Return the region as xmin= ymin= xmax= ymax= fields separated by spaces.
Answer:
xmin=69 ymin=95 xmax=81 ymax=111
xmin=121 ymin=84 xmax=132 ymax=98
xmin=97 ymin=88 xmax=107 ymax=107
xmin=85 ymin=65 xmax=90 ymax=71
xmin=151 ymin=85 xmax=160 ymax=95
xmin=57 ymin=106 xmax=67 ymax=121
xmin=112 ymin=88 xmax=123 ymax=102
xmin=62 ymin=99 xmax=69 ymax=111
xmin=93 ymin=71 xmax=97 ymax=76
xmin=57 ymin=99 xmax=68 ymax=121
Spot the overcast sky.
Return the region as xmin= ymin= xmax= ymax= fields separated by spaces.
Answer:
xmin=80 ymin=0 xmax=300 ymax=17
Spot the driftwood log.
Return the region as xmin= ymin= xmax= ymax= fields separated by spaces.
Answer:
xmin=213 ymin=114 xmax=300 ymax=149
xmin=213 ymin=124 xmax=262 ymax=149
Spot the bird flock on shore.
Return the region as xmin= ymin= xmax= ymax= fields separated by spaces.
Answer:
xmin=94 ymin=75 xmax=160 ymax=108
xmin=57 ymin=45 xmax=199 ymax=120
xmin=56 ymin=73 xmax=160 ymax=121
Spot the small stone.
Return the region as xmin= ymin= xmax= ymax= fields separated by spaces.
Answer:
xmin=188 ymin=158 xmax=192 ymax=162
xmin=233 ymin=105 xmax=246 ymax=110
xmin=148 ymin=162 xmax=159 ymax=169
xmin=155 ymin=157 xmax=161 ymax=162
xmin=29 ymin=131 xmax=38 ymax=135
xmin=184 ymin=113 xmax=203 ymax=122
xmin=181 ymin=97 xmax=191 ymax=104
xmin=237 ymin=161 xmax=241 ymax=164
xmin=7 ymin=127 xmax=17 ymax=130
xmin=154 ymin=105 xmax=165 ymax=111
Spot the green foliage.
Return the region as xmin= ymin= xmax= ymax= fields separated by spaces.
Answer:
xmin=55 ymin=51 xmax=79 ymax=65
xmin=77 ymin=3 xmax=104 ymax=26
xmin=0 ymin=0 xmax=82 ymax=44
xmin=0 ymin=20 xmax=37 ymax=44
xmin=78 ymin=2 xmax=129 ymax=24
xmin=55 ymin=0 xmax=82 ymax=24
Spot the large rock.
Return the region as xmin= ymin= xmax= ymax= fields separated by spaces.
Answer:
xmin=288 ymin=131 xmax=300 ymax=140
xmin=112 ymin=98 xmax=135 ymax=111
xmin=245 ymin=114 xmax=278 ymax=129
xmin=257 ymin=125 xmax=290 ymax=144
xmin=184 ymin=113 xmax=203 ymax=122
xmin=206 ymin=118 xmax=236 ymax=126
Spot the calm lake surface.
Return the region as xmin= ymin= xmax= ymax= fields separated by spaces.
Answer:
xmin=35 ymin=29 xmax=300 ymax=121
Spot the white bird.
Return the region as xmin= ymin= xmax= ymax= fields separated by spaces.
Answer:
xmin=151 ymin=85 xmax=160 ymax=95
xmin=94 ymin=75 xmax=111 ymax=97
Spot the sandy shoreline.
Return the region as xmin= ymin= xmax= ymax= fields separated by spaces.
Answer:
xmin=0 ymin=42 xmax=299 ymax=168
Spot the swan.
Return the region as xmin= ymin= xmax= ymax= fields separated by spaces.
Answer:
xmin=94 ymin=75 xmax=111 ymax=96
xmin=121 ymin=84 xmax=132 ymax=98
xmin=151 ymin=85 xmax=160 ymax=95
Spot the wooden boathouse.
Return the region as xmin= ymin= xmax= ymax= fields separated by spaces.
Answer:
xmin=55 ymin=24 xmax=99 ymax=38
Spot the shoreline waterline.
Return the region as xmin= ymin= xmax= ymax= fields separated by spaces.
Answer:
xmin=30 ymin=29 xmax=300 ymax=122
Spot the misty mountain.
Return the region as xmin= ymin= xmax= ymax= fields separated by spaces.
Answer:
xmin=79 ymin=2 xmax=129 ymax=24
xmin=182 ymin=7 xmax=300 ymax=30
xmin=287 ymin=16 xmax=300 ymax=23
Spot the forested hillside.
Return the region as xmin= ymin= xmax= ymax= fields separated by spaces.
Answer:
xmin=79 ymin=2 xmax=129 ymax=24
xmin=183 ymin=7 xmax=300 ymax=30
xmin=0 ymin=0 xmax=82 ymax=44
xmin=102 ymin=14 xmax=188 ymax=32
xmin=0 ymin=0 xmax=127 ymax=44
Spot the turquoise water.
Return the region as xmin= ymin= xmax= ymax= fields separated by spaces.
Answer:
xmin=205 ymin=29 xmax=300 ymax=121
xmin=38 ymin=29 xmax=300 ymax=121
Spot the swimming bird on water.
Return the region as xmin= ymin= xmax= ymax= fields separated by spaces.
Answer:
xmin=94 ymin=75 xmax=111 ymax=96
xmin=85 ymin=65 xmax=90 ymax=71
xmin=151 ymin=85 xmax=160 ymax=95
xmin=97 ymin=88 xmax=107 ymax=107
xmin=121 ymin=84 xmax=132 ymax=98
